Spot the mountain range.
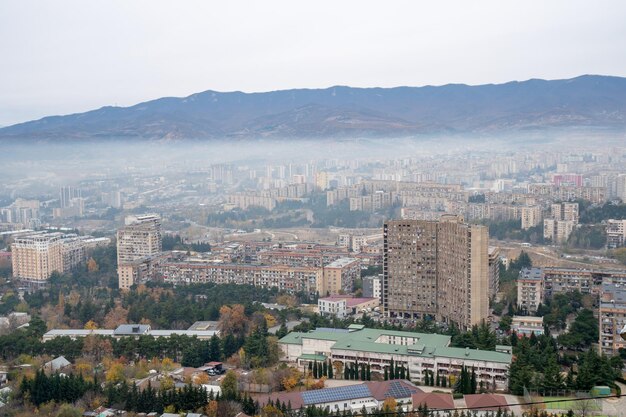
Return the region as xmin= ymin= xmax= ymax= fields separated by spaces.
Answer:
xmin=1 ymin=75 xmax=626 ymax=140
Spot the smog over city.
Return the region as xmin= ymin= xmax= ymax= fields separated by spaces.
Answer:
xmin=1 ymin=1 xmax=626 ymax=417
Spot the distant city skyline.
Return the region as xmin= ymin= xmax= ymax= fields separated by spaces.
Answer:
xmin=1 ymin=0 xmax=626 ymax=126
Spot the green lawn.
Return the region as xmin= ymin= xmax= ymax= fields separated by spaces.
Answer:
xmin=538 ymin=396 xmax=602 ymax=411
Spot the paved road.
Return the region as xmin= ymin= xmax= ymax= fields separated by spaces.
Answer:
xmin=602 ymin=381 xmax=626 ymax=417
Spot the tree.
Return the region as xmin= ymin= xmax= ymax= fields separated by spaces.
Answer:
xmin=221 ymin=370 xmax=238 ymax=401
xmin=208 ymin=335 xmax=221 ymax=361
xmin=84 ymin=320 xmax=98 ymax=330
xmin=57 ymin=404 xmax=83 ymax=417
xmin=382 ymin=397 xmax=397 ymax=412
xmin=87 ymin=257 xmax=99 ymax=273
xmin=103 ymin=305 xmax=129 ymax=328
xmin=106 ymin=362 xmax=126 ymax=383
xmin=219 ymin=304 xmax=249 ymax=337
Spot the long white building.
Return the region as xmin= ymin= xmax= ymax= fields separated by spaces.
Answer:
xmin=279 ymin=325 xmax=511 ymax=391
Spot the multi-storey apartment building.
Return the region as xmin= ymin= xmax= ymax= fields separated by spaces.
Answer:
xmin=599 ymin=282 xmax=626 ymax=356
xmin=517 ymin=268 xmax=544 ymax=314
xmin=511 ymin=316 xmax=544 ymax=337
xmin=363 ymin=275 xmax=382 ymax=300
xmin=521 ymin=206 xmax=542 ymax=230
xmin=383 ymin=215 xmax=489 ymax=329
xmin=0 ymin=198 xmax=40 ymax=228
xmin=158 ymin=261 xmax=321 ymax=295
xmin=279 ymin=326 xmax=511 ymax=390
xmin=544 ymin=202 xmax=579 ymax=243
xmin=256 ymin=248 xmax=348 ymax=268
xmin=319 ymin=258 xmax=360 ymax=295
xmin=11 ymin=233 xmax=100 ymax=285
xmin=488 ymin=246 xmax=501 ymax=300
xmin=607 ymin=219 xmax=626 ymax=248
xmin=12 ymin=233 xmax=64 ymax=283
xmin=528 ymin=184 xmax=606 ymax=204
xmin=542 ymin=267 xmax=626 ymax=298
xmin=117 ymin=214 xmax=162 ymax=289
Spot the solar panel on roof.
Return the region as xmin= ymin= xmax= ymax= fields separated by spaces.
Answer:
xmin=301 ymin=384 xmax=371 ymax=405
xmin=385 ymin=381 xmax=416 ymax=398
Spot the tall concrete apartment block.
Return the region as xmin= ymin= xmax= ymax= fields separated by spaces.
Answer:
xmin=383 ymin=215 xmax=489 ymax=329
xmin=488 ymin=246 xmax=501 ymax=300
xmin=11 ymin=233 xmax=91 ymax=286
xmin=544 ymin=202 xmax=579 ymax=243
xmin=521 ymin=206 xmax=542 ymax=230
xmin=517 ymin=268 xmax=544 ymax=314
xmin=117 ymin=214 xmax=162 ymax=289
xmin=606 ymin=219 xmax=626 ymax=248
xmin=12 ymin=234 xmax=64 ymax=283
xmin=599 ymin=282 xmax=626 ymax=356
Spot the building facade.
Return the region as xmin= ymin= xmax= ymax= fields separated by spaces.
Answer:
xmin=517 ymin=268 xmax=544 ymax=314
xmin=11 ymin=233 xmax=97 ymax=284
xmin=383 ymin=216 xmax=489 ymax=329
xmin=599 ymin=282 xmax=626 ymax=356
xmin=117 ymin=214 xmax=162 ymax=289
xmin=607 ymin=219 xmax=626 ymax=249
xmin=319 ymin=258 xmax=360 ymax=296
xmin=279 ymin=327 xmax=511 ymax=390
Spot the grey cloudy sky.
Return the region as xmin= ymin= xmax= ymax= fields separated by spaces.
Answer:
xmin=1 ymin=0 xmax=626 ymax=126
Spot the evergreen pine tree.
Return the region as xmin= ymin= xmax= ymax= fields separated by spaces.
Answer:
xmin=470 ymin=367 xmax=477 ymax=394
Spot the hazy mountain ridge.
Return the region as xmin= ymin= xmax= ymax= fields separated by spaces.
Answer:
xmin=2 ymin=75 xmax=626 ymax=140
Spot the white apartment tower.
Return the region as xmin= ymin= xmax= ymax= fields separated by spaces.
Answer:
xmin=117 ymin=214 xmax=162 ymax=289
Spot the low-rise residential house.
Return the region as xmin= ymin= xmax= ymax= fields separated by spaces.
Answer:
xmin=511 ymin=316 xmax=544 ymax=337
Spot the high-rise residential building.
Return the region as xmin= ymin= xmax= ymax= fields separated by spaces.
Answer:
xmin=382 ymin=215 xmax=489 ymax=329
xmin=60 ymin=186 xmax=81 ymax=208
xmin=12 ymin=233 xmax=64 ymax=283
xmin=521 ymin=206 xmax=542 ymax=230
xmin=488 ymin=246 xmax=501 ymax=300
xmin=552 ymin=173 xmax=583 ymax=187
xmin=0 ymin=198 xmax=41 ymax=228
xmin=517 ymin=268 xmax=544 ymax=314
xmin=599 ymin=282 xmax=626 ymax=356
xmin=616 ymin=175 xmax=626 ymax=202
xmin=606 ymin=219 xmax=626 ymax=248
xmin=11 ymin=233 xmax=93 ymax=285
xmin=543 ymin=202 xmax=578 ymax=243
xmin=117 ymin=214 xmax=162 ymax=289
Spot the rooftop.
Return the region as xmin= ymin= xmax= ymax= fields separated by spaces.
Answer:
xmin=519 ymin=267 xmax=543 ymax=281
xmin=279 ymin=327 xmax=511 ymax=363
xmin=325 ymin=257 xmax=359 ymax=268
xmin=412 ymin=392 xmax=455 ymax=410
xmin=319 ymin=295 xmax=379 ymax=307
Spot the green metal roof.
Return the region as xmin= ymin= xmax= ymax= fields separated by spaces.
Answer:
xmin=278 ymin=327 xmax=511 ymax=364
xmin=433 ymin=347 xmax=512 ymax=364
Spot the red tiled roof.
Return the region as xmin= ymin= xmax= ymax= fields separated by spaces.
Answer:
xmin=411 ymin=392 xmax=455 ymax=410
xmin=463 ymin=394 xmax=510 ymax=411
xmin=254 ymin=390 xmax=305 ymax=410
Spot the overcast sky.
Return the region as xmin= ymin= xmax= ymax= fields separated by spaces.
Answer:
xmin=1 ymin=0 xmax=626 ymax=126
